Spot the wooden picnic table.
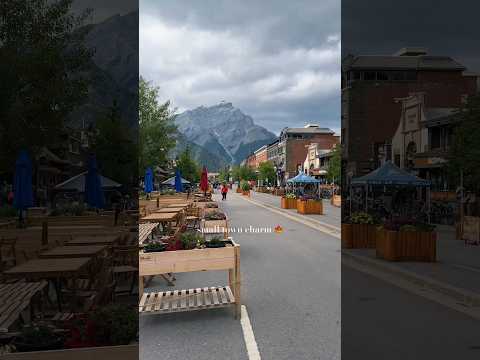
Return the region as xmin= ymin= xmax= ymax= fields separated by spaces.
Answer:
xmin=154 ymin=207 xmax=184 ymax=213
xmin=0 ymin=280 xmax=48 ymax=333
xmin=141 ymin=212 xmax=178 ymax=223
xmin=166 ymin=203 xmax=190 ymax=208
xmin=66 ymin=235 xmax=119 ymax=246
xmin=38 ymin=245 xmax=107 ymax=259
xmin=3 ymin=257 xmax=92 ymax=311
xmin=139 ymin=222 xmax=159 ymax=245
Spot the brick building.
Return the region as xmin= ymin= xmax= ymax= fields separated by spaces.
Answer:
xmin=341 ymin=47 xmax=477 ymax=182
xmin=254 ymin=145 xmax=268 ymax=169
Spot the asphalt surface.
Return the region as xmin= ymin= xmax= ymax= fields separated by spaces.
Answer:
xmin=342 ymin=266 xmax=480 ymax=360
xmin=140 ymin=192 xmax=341 ymax=360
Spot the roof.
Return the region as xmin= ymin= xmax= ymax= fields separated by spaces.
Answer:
xmin=351 ymin=161 xmax=430 ymax=186
xmin=54 ymin=172 xmax=121 ymax=191
xmin=424 ymin=107 xmax=458 ymax=127
xmin=282 ymin=127 xmax=335 ymax=135
xmin=344 ymin=55 xmax=466 ymax=71
xmin=287 ymin=172 xmax=321 ymax=184
xmin=161 ymin=176 xmax=191 ymax=185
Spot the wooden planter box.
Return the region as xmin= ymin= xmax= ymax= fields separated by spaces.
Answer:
xmin=281 ymin=197 xmax=297 ymax=209
xmin=376 ymin=229 xmax=436 ymax=262
xmin=236 ymin=187 xmax=242 ymax=193
xmin=139 ymin=241 xmax=241 ymax=319
xmin=242 ymin=190 xmax=250 ymax=196
xmin=4 ymin=344 xmax=138 ymax=360
xmin=297 ymin=200 xmax=323 ymax=215
xmin=331 ymin=195 xmax=341 ymax=207
xmin=341 ymin=223 xmax=377 ymax=249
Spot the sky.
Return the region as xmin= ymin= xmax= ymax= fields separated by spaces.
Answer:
xmin=139 ymin=0 xmax=341 ymax=135
xmin=342 ymin=0 xmax=480 ymax=73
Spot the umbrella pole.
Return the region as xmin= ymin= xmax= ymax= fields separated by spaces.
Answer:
xmin=365 ymin=184 xmax=368 ymax=211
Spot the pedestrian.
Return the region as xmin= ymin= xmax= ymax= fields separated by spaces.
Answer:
xmin=221 ymin=183 xmax=228 ymax=201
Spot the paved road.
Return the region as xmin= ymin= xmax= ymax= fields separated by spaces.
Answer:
xmin=342 ymin=266 xmax=480 ymax=360
xmin=140 ymin=192 xmax=341 ymax=360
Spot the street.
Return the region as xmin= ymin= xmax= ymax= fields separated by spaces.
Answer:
xmin=342 ymin=266 xmax=480 ymax=360
xmin=140 ymin=192 xmax=341 ymax=360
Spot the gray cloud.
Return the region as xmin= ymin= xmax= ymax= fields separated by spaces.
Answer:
xmin=140 ymin=0 xmax=341 ymax=134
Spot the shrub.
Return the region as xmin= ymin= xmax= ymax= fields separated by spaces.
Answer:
xmin=181 ymin=231 xmax=203 ymax=250
xmin=240 ymin=181 xmax=250 ymax=191
xmin=349 ymin=212 xmax=375 ymax=225
xmin=285 ymin=193 xmax=296 ymax=199
xmin=0 ymin=205 xmax=16 ymax=217
xmin=204 ymin=211 xmax=226 ymax=220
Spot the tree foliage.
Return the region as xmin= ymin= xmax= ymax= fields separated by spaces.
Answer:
xmin=0 ymin=0 xmax=93 ymax=174
xmin=93 ymin=101 xmax=137 ymax=186
xmin=448 ymin=94 xmax=480 ymax=193
xmin=176 ymin=146 xmax=200 ymax=183
xmin=258 ymin=161 xmax=275 ymax=185
xmin=218 ymin=166 xmax=230 ymax=183
xmin=231 ymin=165 xmax=257 ymax=182
xmin=139 ymin=76 xmax=177 ymax=174
xmin=327 ymin=145 xmax=341 ymax=184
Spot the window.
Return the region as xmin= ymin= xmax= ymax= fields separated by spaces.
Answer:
xmin=364 ymin=71 xmax=376 ymax=80
xmin=376 ymin=71 xmax=388 ymax=81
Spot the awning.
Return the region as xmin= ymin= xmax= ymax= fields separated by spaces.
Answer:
xmin=54 ymin=171 xmax=121 ymax=191
xmin=351 ymin=161 xmax=430 ymax=187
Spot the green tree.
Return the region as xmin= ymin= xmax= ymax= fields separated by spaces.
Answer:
xmin=327 ymin=145 xmax=341 ymax=184
xmin=0 ymin=0 xmax=93 ymax=173
xmin=176 ymin=146 xmax=200 ymax=183
xmin=448 ymin=94 xmax=480 ymax=193
xmin=258 ymin=161 xmax=275 ymax=185
xmin=139 ymin=76 xmax=177 ymax=174
xmin=93 ymin=101 xmax=137 ymax=186
xmin=218 ymin=166 xmax=230 ymax=183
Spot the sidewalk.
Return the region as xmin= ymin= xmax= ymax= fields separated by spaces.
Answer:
xmin=343 ymin=225 xmax=480 ymax=306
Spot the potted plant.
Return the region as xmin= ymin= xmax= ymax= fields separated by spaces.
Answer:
xmin=281 ymin=193 xmax=297 ymax=209
xmin=181 ymin=231 xmax=204 ymax=250
xmin=376 ymin=217 xmax=436 ymax=262
xmin=13 ymin=323 xmax=64 ymax=352
xmin=205 ymin=236 xmax=226 ymax=248
xmin=341 ymin=212 xmax=377 ymax=249
xmin=143 ymin=242 xmax=168 ymax=253
xmin=205 ymin=202 xmax=219 ymax=208
xmin=240 ymin=181 xmax=250 ymax=196
xmin=297 ymin=195 xmax=323 ymax=214
xmin=204 ymin=210 xmax=227 ymax=220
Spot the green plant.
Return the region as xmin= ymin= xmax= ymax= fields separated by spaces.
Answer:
xmin=0 ymin=205 xmax=16 ymax=217
xmin=350 ymin=212 xmax=375 ymax=225
xmin=285 ymin=193 xmax=296 ymax=199
xmin=143 ymin=242 xmax=167 ymax=252
xmin=241 ymin=181 xmax=250 ymax=191
xmin=15 ymin=323 xmax=61 ymax=348
xmin=90 ymin=304 xmax=138 ymax=346
xmin=181 ymin=231 xmax=203 ymax=250
xmin=204 ymin=211 xmax=226 ymax=220
xmin=206 ymin=236 xmax=225 ymax=248
xmin=205 ymin=202 xmax=218 ymax=208
xmin=399 ymin=224 xmax=417 ymax=232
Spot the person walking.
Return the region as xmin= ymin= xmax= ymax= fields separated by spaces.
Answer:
xmin=221 ymin=183 xmax=228 ymax=201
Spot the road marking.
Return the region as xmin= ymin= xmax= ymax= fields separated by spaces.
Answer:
xmin=236 ymin=193 xmax=340 ymax=239
xmin=240 ymin=305 xmax=261 ymax=360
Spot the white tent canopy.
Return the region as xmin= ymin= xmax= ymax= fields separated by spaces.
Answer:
xmin=54 ymin=171 xmax=121 ymax=192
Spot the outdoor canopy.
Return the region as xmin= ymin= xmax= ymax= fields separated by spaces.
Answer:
xmin=161 ymin=176 xmax=191 ymax=186
xmin=287 ymin=172 xmax=321 ymax=184
xmin=54 ymin=172 xmax=121 ymax=191
xmin=13 ymin=150 xmax=34 ymax=210
xmin=351 ymin=161 xmax=431 ymax=187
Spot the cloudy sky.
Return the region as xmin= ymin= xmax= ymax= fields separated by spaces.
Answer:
xmin=342 ymin=0 xmax=480 ymax=73
xmin=140 ymin=0 xmax=340 ymax=134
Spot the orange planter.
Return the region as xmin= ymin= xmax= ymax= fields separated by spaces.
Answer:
xmin=281 ymin=197 xmax=297 ymax=209
xmin=242 ymin=190 xmax=250 ymax=196
xmin=236 ymin=187 xmax=242 ymax=193
xmin=297 ymin=199 xmax=323 ymax=215
xmin=331 ymin=195 xmax=341 ymax=207
xmin=376 ymin=229 xmax=436 ymax=262
xmin=341 ymin=223 xmax=377 ymax=248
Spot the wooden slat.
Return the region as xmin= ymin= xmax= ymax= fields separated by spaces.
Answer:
xmin=171 ymin=290 xmax=179 ymax=310
xmin=154 ymin=292 xmax=163 ymax=311
xmin=180 ymin=290 xmax=187 ymax=309
xmin=195 ymin=288 xmax=203 ymax=307
xmin=225 ymin=286 xmax=235 ymax=303
xmin=217 ymin=287 xmax=228 ymax=304
xmin=210 ymin=287 xmax=220 ymax=306
xmin=188 ymin=289 xmax=195 ymax=308
xmin=161 ymin=291 xmax=172 ymax=311
xmin=203 ymin=287 xmax=211 ymax=307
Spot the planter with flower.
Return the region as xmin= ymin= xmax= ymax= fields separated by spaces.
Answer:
xmin=296 ymin=195 xmax=323 ymax=215
xmin=376 ymin=217 xmax=436 ymax=262
xmin=281 ymin=193 xmax=297 ymax=209
xmin=240 ymin=181 xmax=251 ymax=196
xmin=341 ymin=212 xmax=378 ymax=249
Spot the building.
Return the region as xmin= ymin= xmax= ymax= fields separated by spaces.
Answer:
xmin=277 ymin=125 xmax=338 ymax=184
xmin=245 ymin=153 xmax=256 ymax=169
xmin=341 ymin=47 xmax=477 ymax=181
xmin=254 ymin=145 xmax=268 ymax=169
xmin=303 ymin=143 xmax=339 ymax=182
xmin=391 ymin=92 xmax=459 ymax=190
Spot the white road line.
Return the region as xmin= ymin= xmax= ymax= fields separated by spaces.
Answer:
xmin=240 ymin=305 xmax=262 ymax=360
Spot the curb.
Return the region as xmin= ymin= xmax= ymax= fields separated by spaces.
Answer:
xmin=342 ymin=250 xmax=480 ymax=307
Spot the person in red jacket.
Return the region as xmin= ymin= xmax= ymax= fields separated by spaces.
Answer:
xmin=221 ymin=183 xmax=229 ymax=201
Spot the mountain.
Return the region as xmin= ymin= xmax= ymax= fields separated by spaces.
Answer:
xmin=175 ymin=102 xmax=277 ymax=169
xmin=68 ymin=12 xmax=138 ymax=129
xmin=173 ymin=133 xmax=228 ymax=171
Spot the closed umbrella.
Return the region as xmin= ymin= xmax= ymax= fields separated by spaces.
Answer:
xmin=174 ymin=168 xmax=183 ymax=192
xmin=13 ymin=150 xmax=34 ymax=225
xmin=200 ymin=166 xmax=208 ymax=196
xmin=144 ymin=167 xmax=154 ymax=194
xmin=84 ymin=155 xmax=105 ymax=209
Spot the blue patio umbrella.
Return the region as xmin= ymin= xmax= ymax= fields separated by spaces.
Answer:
xmin=84 ymin=155 xmax=105 ymax=209
xmin=144 ymin=167 xmax=154 ymax=193
xmin=174 ymin=168 xmax=183 ymax=192
xmin=13 ymin=150 xmax=34 ymax=210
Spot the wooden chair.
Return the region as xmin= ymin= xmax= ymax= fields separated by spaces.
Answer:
xmin=112 ymin=245 xmax=138 ymax=295
xmin=1 ymin=237 xmax=18 ymax=270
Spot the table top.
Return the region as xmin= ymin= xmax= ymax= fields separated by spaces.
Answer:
xmin=141 ymin=213 xmax=178 ymax=222
xmin=66 ymin=235 xmax=119 ymax=246
xmin=39 ymin=245 xmax=107 ymax=259
xmin=155 ymin=207 xmax=184 ymax=213
xmin=194 ymin=202 xmax=218 ymax=208
xmin=0 ymin=280 xmax=48 ymax=333
xmin=3 ymin=257 xmax=92 ymax=278
xmin=166 ymin=203 xmax=189 ymax=208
